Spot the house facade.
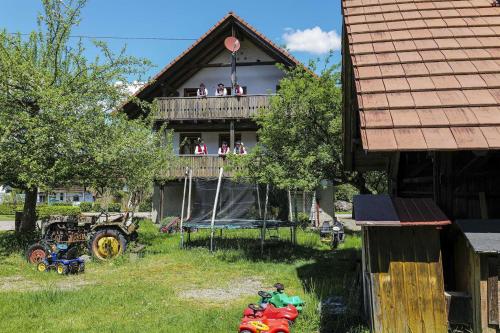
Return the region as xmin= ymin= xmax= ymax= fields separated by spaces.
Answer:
xmin=123 ymin=12 xmax=335 ymax=222
xmin=342 ymin=0 xmax=500 ymax=331
xmin=37 ymin=187 xmax=94 ymax=205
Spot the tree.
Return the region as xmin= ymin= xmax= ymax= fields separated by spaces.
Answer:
xmin=0 ymin=0 xmax=155 ymax=232
xmin=230 ymin=59 xmax=386 ymax=203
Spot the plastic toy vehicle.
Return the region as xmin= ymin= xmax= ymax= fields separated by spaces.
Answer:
xmin=320 ymin=218 xmax=345 ymax=249
xmin=239 ymin=304 xmax=289 ymax=333
xmin=244 ymin=291 xmax=299 ymax=323
xmin=263 ymin=283 xmax=305 ymax=312
xmin=36 ymin=243 xmax=85 ymax=275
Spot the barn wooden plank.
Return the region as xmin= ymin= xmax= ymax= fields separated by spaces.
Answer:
xmin=376 ymin=229 xmax=395 ymax=332
xmin=487 ymin=256 xmax=499 ymax=325
xmin=387 ymin=229 xmax=406 ymax=333
xmin=415 ymin=229 xmax=435 ymax=332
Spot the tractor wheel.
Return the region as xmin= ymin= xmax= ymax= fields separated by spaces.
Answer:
xmin=56 ymin=263 xmax=68 ymax=275
xmin=26 ymin=243 xmax=50 ymax=264
xmin=89 ymin=229 xmax=126 ymax=260
xmin=37 ymin=262 xmax=47 ymax=272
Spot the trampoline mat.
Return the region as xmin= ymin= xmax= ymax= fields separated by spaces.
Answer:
xmin=183 ymin=219 xmax=292 ymax=229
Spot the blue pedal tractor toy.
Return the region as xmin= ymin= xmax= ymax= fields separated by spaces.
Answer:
xmin=36 ymin=243 xmax=85 ymax=275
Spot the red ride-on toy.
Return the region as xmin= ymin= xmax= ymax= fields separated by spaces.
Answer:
xmin=239 ymin=304 xmax=289 ymax=333
xmin=243 ymin=291 xmax=299 ymax=323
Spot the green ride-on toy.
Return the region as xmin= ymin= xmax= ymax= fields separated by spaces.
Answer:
xmin=261 ymin=283 xmax=305 ymax=313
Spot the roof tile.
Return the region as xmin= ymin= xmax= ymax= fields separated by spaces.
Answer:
xmin=420 ymin=50 xmax=446 ymax=61
xmin=463 ymin=89 xmax=497 ymax=105
xmin=431 ymin=75 xmax=461 ymax=89
xmin=380 ymin=64 xmax=405 ymax=77
xmin=363 ymin=110 xmax=393 ymax=128
xmin=359 ymin=79 xmax=386 ymax=92
xmin=480 ymin=127 xmax=500 ymax=148
xmin=394 ymin=128 xmax=427 ymax=150
xmin=402 ymin=63 xmax=429 ymax=76
xmin=451 ymin=127 xmax=488 ymax=149
xmin=361 ymin=93 xmax=390 ymax=109
xmin=393 ymin=40 xmax=417 ymax=51
xmin=455 ymin=75 xmax=487 ymax=88
xmin=425 ymin=61 xmax=454 ymax=74
xmin=390 ymin=109 xmax=421 ymax=127
xmin=357 ymin=65 xmax=382 ymax=79
xmin=437 ymin=90 xmax=469 ymax=106
xmin=443 ymin=108 xmax=479 ymax=126
xmin=422 ymin=128 xmax=458 ymax=149
xmin=412 ymin=91 xmax=442 ymax=107
xmin=481 ymin=74 xmax=500 ymax=86
xmin=383 ymin=77 xmax=410 ymax=92
xmin=417 ymin=109 xmax=450 ymax=126
xmin=365 ymin=128 xmax=398 ymax=150
xmin=471 ymin=107 xmax=500 ymax=124
xmin=407 ymin=77 xmax=436 ymax=90
xmin=387 ymin=92 xmax=415 ymax=108
xmin=449 ymin=61 xmax=478 ymax=74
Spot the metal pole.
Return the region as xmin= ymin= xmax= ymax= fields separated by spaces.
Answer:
xmin=187 ymin=169 xmax=193 ymax=220
xmin=261 ymin=184 xmax=270 ymax=255
xmin=210 ymin=167 xmax=224 ymax=252
xmin=256 ymin=184 xmax=262 ymax=219
xmin=180 ymin=168 xmax=188 ymax=249
xmin=288 ymin=189 xmax=293 ymax=242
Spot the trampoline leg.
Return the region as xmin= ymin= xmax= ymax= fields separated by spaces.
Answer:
xmin=188 ymin=228 xmax=191 ymax=243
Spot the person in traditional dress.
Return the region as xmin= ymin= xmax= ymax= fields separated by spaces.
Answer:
xmin=197 ymin=83 xmax=208 ymax=97
xmin=234 ymin=83 xmax=244 ymax=96
xmin=218 ymin=141 xmax=230 ymax=157
xmin=215 ymin=83 xmax=227 ymax=97
xmin=194 ymin=138 xmax=208 ymax=155
xmin=234 ymin=141 xmax=247 ymax=155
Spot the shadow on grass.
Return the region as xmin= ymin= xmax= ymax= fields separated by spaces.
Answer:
xmin=0 ymin=231 xmax=39 ymax=258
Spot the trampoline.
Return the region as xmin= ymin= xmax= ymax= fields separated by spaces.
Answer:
xmin=178 ymin=167 xmax=297 ymax=252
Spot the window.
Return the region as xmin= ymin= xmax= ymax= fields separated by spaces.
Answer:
xmin=219 ymin=133 xmax=242 ymax=148
xmin=73 ymin=195 xmax=80 ymax=202
xmin=59 ymin=193 xmax=64 ymax=201
xmin=179 ymin=133 xmax=202 ymax=155
xmin=183 ymin=88 xmax=198 ymax=97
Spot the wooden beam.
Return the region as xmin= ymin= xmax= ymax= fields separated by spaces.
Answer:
xmin=230 ymin=121 xmax=235 ymax=150
xmin=190 ymin=61 xmax=277 ymax=69
xmin=487 ymin=255 xmax=499 ymax=326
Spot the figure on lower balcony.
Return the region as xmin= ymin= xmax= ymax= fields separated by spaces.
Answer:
xmin=195 ymin=138 xmax=208 ymax=155
xmin=234 ymin=141 xmax=247 ymax=155
xmin=234 ymin=83 xmax=244 ymax=96
xmin=218 ymin=141 xmax=230 ymax=158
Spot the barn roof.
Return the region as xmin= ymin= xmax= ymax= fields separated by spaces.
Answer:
xmin=353 ymin=194 xmax=451 ymax=226
xmin=342 ymin=0 xmax=500 ymax=151
xmin=456 ymin=219 xmax=500 ymax=253
xmin=121 ymin=12 xmax=302 ymax=116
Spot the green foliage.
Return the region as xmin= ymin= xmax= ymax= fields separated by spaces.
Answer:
xmin=37 ymin=205 xmax=80 ymax=219
xmin=79 ymin=202 xmax=93 ymax=212
xmin=229 ymin=57 xmax=387 ymax=194
xmin=92 ymin=202 xmax=102 ymax=212
xmin=107 ymin=203 xmax=121 ymax=213
xmin=335 ymin=184 xmax=359 ymax=203
xmin=138 ymin=195 xmax=152 ymax=212
xmin=0 ymin=204 xmax=20 ymax=215
xmin=0 ymin=0 xmax=171 ymax=232
xmin=50 ymin=202 xmax=72 ymax=207
xmin=160 ymin=216 xmax=178 ymax=227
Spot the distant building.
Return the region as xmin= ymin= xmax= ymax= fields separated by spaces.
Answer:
xmin=37 ymin=187 xmax=94 ymax=205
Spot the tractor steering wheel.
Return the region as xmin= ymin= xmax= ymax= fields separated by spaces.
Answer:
xmin=258 ymin=291 xmax=272 ymax=299
xmin=248 ymin=303 xmax=264 ymax=312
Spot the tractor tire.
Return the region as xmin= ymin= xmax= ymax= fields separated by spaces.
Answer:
xmin=56 ymin=263 xmax=68 ymax=275
xmin=37 ymin=262 xmax=47 ymax=272
xmin=89 ymin=229 xmax=127 ymax=260
xmin=26 ymin=243 xmax=50 ymax=264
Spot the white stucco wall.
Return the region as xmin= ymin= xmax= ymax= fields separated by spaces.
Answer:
xmin=177 ymin=39 xmax=284 ymax=96
xmin=173 ymin=131 xmax=257 ymax=155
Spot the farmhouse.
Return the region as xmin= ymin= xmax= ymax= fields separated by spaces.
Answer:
xmin=342 ymin=0 xmax=500 ymax=331
xmin=122 ymin=12 xmax=334 ymax=223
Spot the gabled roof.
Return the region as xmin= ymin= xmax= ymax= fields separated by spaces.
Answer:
xmin=342 ymin=0 xmax=500 ymax=152
xmin=122 ymin=12 xmax=302 ymax=115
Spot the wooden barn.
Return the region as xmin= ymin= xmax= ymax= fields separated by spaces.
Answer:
xmin=342 ymin=0 xmax=500 ymax=331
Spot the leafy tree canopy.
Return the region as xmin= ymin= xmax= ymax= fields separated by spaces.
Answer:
xmin=230 ymin=58 xmax=386 ymax=194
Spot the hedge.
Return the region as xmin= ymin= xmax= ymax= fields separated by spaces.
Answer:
xmin=0 ymin=204 xmax=21 ymax=215
xmin=37 ymin=206 xmax=81 ymax=219
xmin=80 ymin=202 xmax=93 ymax=212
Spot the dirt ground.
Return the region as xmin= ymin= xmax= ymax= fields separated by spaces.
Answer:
xmin=178 ymin=277 xmax=265 ymax=302
xmin=0 ymin=275 xmax=93 ymax=292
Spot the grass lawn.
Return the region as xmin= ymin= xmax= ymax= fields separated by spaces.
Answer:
xmin=0 ymin=221 xmax=367 ymax=333
xmin=0 ymin=215 xmax=15 ymax=221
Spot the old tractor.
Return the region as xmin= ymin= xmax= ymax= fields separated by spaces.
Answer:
xmin=26 ymin=211 xmax=139 ymax=264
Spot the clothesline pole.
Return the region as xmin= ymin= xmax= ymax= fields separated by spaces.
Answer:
xmin=260 ymin=184 xmax=270 ymax=256
xmin=210 ymin=167 xmax=224 ymax=252
xmin=180 ymin=167 xmax=189 ymax=249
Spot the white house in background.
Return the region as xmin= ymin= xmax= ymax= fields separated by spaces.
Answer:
xmin=37 ymin=187 xmax=94 ymax=205
xmin=121 ymin=12 xmax=336 ymax=222
xmin=0 ymin=185 xmax=7 ymax=203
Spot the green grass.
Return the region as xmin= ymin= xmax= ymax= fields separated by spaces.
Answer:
xmin=0 ymin=215 xmax=14 ymax=221
xmin=0 ymin=221 xmax=367 ymax=333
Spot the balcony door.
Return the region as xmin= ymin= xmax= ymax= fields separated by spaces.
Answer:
xmin=219 ymin=133 xmax=241 ymax=149
xmin=179 ymin=133 xmax=201 ymax=155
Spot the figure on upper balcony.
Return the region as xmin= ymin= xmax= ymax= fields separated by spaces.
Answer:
xmin=234 ymin=141 xmax=247 ymax=155
xmin=218 ymin=141 xmax=230 ymax=158
xmin=215 ymin=83 xmax=227 ymax=97
xmin=194 ymin=138 xmax=208 ymax=155
xmin=234 ymin=83 xmax=244 ymax=96
xmin=197 ymin=83 xmax=208 ymax=97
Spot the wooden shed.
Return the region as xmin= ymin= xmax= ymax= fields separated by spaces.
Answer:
xmin=454 ymin=219 xmax=500 ymax=333
xmin=354 ymin=195 xmax=451 ymax=333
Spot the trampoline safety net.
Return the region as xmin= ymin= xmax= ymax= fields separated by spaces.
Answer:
xmin=183 ymin=179 xmax=290 ymax=229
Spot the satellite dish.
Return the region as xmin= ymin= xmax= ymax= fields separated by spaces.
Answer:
xmin=224 ymin=36 xmax=241 ymax=53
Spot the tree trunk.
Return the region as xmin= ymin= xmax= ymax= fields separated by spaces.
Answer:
xmin=20 ymin=187 xmax=38 ymax=233
xmin=351 ymin=173 xmax=372 ymax=194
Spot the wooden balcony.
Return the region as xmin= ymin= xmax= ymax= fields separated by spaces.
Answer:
xmin=155 ymin=94 xmax=272 ymax=121
xmin=163 ymin=155 xmax=235 ymax=178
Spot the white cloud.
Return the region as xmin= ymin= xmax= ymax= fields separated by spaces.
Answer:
xmin=115 ymin=80 xmax=145 ymax=96
xmin=283 ymin=27 xmax=341 ymax=54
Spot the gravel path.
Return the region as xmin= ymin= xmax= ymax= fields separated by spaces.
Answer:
xmin=0 ymin=221 xmax=15 ymax=232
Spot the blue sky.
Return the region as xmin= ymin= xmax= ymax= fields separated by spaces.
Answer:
xmin=0 ymin=0 xmax=343 ymax=80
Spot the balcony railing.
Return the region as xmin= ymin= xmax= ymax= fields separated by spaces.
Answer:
xmin=162 ymin=155 xmax=236 ymax=178
xmin=155 ymin=94 xmax=272 ymax=121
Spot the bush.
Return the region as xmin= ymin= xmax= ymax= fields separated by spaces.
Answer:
xmin=335 ymin=184 xmax=359 ymax=203
xmin=92 ymin=202 xmax=102 ymax=212
xmin=37 ymin=205 xmax=81 ymax=219
xmin=51 ymin=202 xmax=73 ymax=206
xmin=0 ymin=204 xmax=20 ymax=215
xmin=107 ymin=203 xmax=121 ymax=212
xmin=138 ymin=196 xmax=152 ymax=212
xmin=80 ymin=202 xmax=93 ymax=212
